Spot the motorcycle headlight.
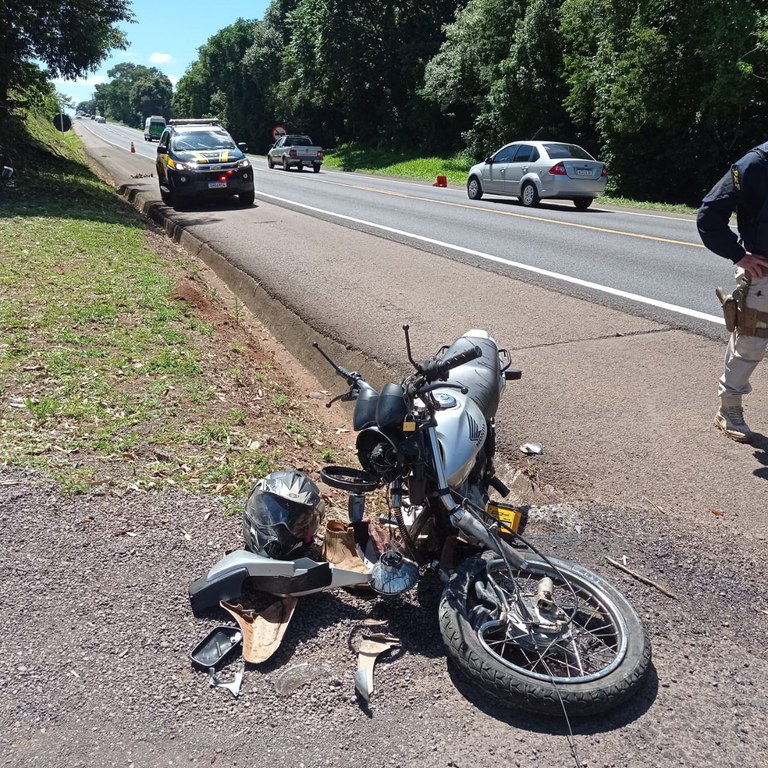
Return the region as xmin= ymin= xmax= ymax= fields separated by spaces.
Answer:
xmin=356 ymin=427 xmax=399 ymax=482
xmin=237 ymin=158 xmax=251 ymax=169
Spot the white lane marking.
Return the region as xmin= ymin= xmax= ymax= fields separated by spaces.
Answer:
xmin=256 ymin=191 xmax=724 ymax=325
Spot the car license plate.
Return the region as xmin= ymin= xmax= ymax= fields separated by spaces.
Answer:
xmin=208 ymin=181 xmax=227 ymax=189
xmin=575 ymin=169 xmax=592 ymax=177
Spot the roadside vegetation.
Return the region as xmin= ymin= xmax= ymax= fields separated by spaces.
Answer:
xmin=0 ymin=111 xmax=339 ymax=503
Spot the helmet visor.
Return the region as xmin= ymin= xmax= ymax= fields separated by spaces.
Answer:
xmin=250 ymin=491 xmax=322 ymax=541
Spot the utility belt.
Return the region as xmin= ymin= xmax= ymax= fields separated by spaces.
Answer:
xmin=716 ymin=278 xmax=768 ymax=337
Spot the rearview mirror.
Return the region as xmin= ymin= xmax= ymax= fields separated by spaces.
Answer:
xmin=238 ymin=142 xmax=248 ymax=152
xmin=484 ymin=156 xmax=493 ymax=164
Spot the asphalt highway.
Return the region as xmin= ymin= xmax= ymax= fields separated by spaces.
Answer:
xmin=81 ymin=118 xmax=731 ymax=337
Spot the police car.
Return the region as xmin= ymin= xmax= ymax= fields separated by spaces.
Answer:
xmin=155 ymin=119 xmax=255 ymax=208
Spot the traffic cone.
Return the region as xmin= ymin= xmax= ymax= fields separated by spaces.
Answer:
xmin=432 ymin=174 xmax=447 ymax=187
xmin=130 ymin=142 xmax=135 ymax=153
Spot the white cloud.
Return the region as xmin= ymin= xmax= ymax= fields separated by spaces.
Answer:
xmin=149 ymin=52 xmax=172 ymax=64
xmin=168 ymin=75 xmax=179 ymax=86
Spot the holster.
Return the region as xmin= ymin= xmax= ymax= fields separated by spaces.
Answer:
xmin=716 ymin=287 xmax=738 ymax=332
xmin=716 ymin=283 xmax=768 ymax=337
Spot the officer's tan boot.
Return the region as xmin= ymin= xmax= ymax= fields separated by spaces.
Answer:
xmin=714 ymin=405 xmax=753 ymax=443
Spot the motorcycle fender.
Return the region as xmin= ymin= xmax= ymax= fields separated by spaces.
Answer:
xmin=188 ymin=550 xmax=368 ymax=613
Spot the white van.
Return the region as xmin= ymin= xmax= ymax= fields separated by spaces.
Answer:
xmin=143 ymin=115 xmax=166 ymax=142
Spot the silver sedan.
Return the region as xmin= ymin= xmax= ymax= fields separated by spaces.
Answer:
xmin=466 ymin=140 xmax=607 ymax=209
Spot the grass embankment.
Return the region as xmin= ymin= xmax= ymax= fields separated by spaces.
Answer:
xmin=324 ymin=143 xmax=698 ymax=214
xmin=0 ymin=111 xmax=332 ymax=501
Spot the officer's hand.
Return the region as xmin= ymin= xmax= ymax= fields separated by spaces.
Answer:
xmin=736 ymin=251 xmax=768 ymax=279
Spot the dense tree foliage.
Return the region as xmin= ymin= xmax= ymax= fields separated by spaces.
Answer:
xmin=94 ymin=64 xmax=172 ymax=125
xmin=76 ymin=99 xmax=98 ymax=116
xmin=95 ymin=0 xmax=768 ymax=203
xmin=561 ymin=0 xmax=768 ymax=201
xmin=173 ymin=19 xmax=268 ymax=149
xmin=0 ymin=0 xmax=132 ymax=113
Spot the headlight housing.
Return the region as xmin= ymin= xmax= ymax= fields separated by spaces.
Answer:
xmin=173 ymin=160 xmax=195 ymax=171
xmin=237 ymin=158 xmax=251 ymax=169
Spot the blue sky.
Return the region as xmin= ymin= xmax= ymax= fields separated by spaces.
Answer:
xmin=55 ymin=0 xmax=271 ymax=108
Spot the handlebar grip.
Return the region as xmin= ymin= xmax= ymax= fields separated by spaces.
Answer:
xmin=425 ymin=344 xmax=482 ymax=382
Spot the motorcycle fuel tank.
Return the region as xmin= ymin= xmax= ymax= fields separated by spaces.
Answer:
xmin=432 ymin=388 xmax=487 ymax=487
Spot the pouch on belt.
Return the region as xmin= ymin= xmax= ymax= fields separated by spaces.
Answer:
xmin=716 ymin=286 xmax=739 ymax=332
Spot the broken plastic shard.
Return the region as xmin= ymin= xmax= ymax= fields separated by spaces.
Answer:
xmin=519 ymin=441 xmax=543 ymax=455
xmin=274 ymin=662 xmax=330 ymax=696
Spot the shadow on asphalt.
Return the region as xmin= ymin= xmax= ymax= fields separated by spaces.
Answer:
xmin=483 ymin=198 xmax=609 ymax=215
xmin=750 ymin=432 xmax=768 ymax=479
xmin=446 ymin=659 xmax=659 ymax=733
xmin=166 ymin=197 xmax=257 ymax=214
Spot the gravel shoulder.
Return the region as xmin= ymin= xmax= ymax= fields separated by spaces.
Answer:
xmin=2 ymin=463 xmax=767 ymax=768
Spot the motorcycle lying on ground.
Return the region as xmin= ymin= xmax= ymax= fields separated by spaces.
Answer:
xmin=190 ymin=327 xmax=651 ymax=716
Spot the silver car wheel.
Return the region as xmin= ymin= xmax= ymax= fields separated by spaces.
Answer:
xmin=521 ymin=182 xmax=540 ymax=207
xmin=467 ymin=176 xmax=483 ymax=200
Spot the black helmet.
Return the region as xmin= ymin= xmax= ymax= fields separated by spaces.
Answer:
xmin=243 ymin=470 xmax=325 ymax=559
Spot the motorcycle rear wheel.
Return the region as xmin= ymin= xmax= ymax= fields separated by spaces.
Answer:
xmin=439 ymin=552 xmax=651 ymax=716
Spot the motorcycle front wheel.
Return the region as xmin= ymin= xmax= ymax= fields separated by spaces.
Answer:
xmin=439 ymin=552 xmax=651 ymax=716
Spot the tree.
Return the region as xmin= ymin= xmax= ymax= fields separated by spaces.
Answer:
xmin=422 ymin=0 xmax=528 ymax=156
xmin=561 ymin=0 xmax=768 ymax=202
xmin=277 ymin=0 xmax=458 ymax=146
xmin=76 ymin=99 xmax=97 ymax=115
xmin=173 ymin=19 xmax=260 ymax=145
xmin=130 ymin=74 xmax=173 ymax=123
xmin=95 ymin=63 xmax=172 ymax=126
xmin=56 ymin=91 xmax=75 ymax=113
xmin=0 ymin=0 xmax=132 ymax=112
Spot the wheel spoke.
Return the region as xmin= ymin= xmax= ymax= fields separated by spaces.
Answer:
xmin=476 ymin=561 xmax=627 ymax=683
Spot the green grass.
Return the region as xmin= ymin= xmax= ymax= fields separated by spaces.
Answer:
xmin=324 ymin=143 xmax=474 ymax=186
xmin=284 ymin=420 xmax=312 ymax=446
xmin=323 ymin=143 xmax=698 ymax=214
xmin=0 ymin=110 xmax=284 ymax=498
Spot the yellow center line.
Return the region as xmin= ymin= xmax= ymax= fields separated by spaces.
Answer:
xmin=262 ymin=168 xmax=703 ymax=249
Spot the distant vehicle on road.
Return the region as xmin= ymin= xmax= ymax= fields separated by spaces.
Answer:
xmin=144 ymin=115 xmax=166 ymax=142
xmin=96 ymin=115 xmax=106 ymax=124
xmin=155 ymin=118 xmax=254 ymax=209
xmin=467 ymin=140 xmax=607 ymax=210
xmin=267 ymin=135 xmax=324 ymax=172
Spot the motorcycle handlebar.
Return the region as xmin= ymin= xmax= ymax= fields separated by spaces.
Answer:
xmin=421 ymin=344 xmax=482 ymax=383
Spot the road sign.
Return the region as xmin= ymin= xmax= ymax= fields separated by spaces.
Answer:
xmin=272 ymin=125 xmax=287 ymax=141
xmin=53 ymin=113 xmax=72 ymax=133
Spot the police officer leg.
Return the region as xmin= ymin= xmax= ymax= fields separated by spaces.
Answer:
xmin=716 ymin=273 xmax=768 ymax=440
